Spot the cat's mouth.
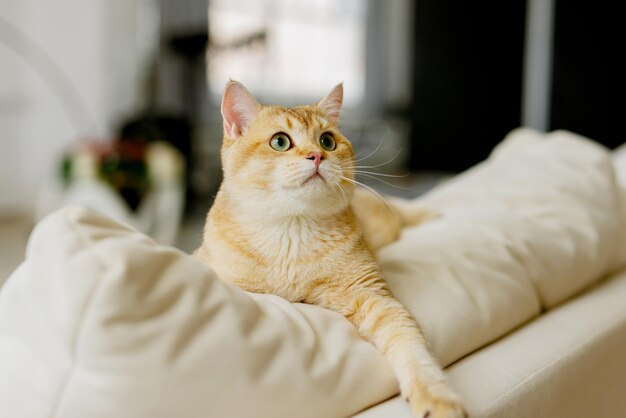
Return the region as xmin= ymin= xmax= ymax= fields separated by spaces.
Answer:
xmin=302 ymin=172 xmax=324 ymax=185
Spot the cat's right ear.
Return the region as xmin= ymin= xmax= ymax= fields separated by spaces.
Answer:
xmin=221 ymin=80 xmax=261 ymax=139
xmin=318 ymin=82 xmax=343 ymax=125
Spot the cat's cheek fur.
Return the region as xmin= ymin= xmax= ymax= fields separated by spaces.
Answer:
xmin=231 ymin=154 xmax=274 ymax=191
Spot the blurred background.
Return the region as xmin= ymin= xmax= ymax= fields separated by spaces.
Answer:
xmin=0 ymin=0 xmax=624 ymax=281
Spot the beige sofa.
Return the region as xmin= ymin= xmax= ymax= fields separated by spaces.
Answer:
xmin=1 ymin=128 xmax=625 ymax=418
xmin=360 ymin=129 xmax=626 ymax=417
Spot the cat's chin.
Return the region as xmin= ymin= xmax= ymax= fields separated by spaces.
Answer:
xmin=272 ymin=183 xmax=348 ymax=218
xmin=302 ymin=172 xmax=324 ymax=185
xmin=281 ymin=172 xmax=329 ymax=192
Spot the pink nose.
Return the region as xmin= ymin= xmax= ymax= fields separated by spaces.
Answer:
xmin=306 ymin=152 xmax=323 ymax=169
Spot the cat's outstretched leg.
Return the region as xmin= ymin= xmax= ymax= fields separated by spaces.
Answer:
xmin=310 ymin=280 xmax=467 ymax=418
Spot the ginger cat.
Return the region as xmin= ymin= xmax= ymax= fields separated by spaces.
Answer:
xmin=194 ymin=81 xmax=467 ymax=418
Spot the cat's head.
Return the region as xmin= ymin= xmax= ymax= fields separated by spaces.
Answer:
xmin=218 ymin=81 xmax=355 ymax=218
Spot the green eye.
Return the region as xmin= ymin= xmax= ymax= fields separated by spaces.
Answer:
xmin=270 ymin=133 xmax=292 ymax=152
xmin=319 ymin=133 xmax=336 ymax=151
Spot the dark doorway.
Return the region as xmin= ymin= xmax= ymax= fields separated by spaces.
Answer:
xmin=410 ymin=1 xmax=527 ymax=172
xmin=550 ymin=0 xmax=626 ymax=149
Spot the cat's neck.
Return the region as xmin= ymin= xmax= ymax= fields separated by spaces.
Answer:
xmin=218 ymin=183 xmax=352 ymax=228
xmin=211 ymin=185 xmax=356 ymax=259
xmin=251 ymin=212 xmax=355 ymax=262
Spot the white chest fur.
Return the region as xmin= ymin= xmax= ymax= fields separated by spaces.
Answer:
xmin=238 ymin=215 xmax=350 ymax=300
xmin=251 ymin=216 xmax=329 ymax=261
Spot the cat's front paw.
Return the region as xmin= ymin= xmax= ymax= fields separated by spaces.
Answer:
xmin=407 ymin=387 xmax=467 ymax=418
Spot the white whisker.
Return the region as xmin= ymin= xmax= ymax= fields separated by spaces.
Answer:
xmin=335 ymin=181 xmax=349 ymax=209
xmin=353 ymin=133 xmax=388 ymax=163
xmin=353 ymin=146 xmax=405 ymax=169
xmin=340 ymin=175 xmax=395 ymax=219
xmin=354 ymin=173 xmax=409 ymax=190
xmin=351 ymin=130 xmax=368 ymax=160
xmin=347 ymin=170 xmax=409 ymax=178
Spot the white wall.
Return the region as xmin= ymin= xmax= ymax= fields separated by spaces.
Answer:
xmin=0 ymin=0 xmax=147 ymax=215
xmin=0 ymin=1 xmax=28 ymax=215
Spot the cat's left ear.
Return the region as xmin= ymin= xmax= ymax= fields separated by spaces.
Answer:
xmin=317 ymin=82 xmax=343 ymax=125
xmin=221 ymin=80 xmax=262 ymax=139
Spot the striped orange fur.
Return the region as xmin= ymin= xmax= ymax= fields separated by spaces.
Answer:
xmin=194 ymin=81 xmax=467 ymax=418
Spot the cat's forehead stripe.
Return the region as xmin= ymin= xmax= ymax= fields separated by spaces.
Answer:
xmin=284 ymin=108 xmax=310 ymax=128
xmin=281 ymin=107 xmax=327 ymax=131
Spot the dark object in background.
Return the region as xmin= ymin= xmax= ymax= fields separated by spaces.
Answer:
xmin=116 ymin=32 xmax=207 ymax=213
xmin=166 ymin=32 xmax=208 ymax=125
xmin=120 ymin=115 xmax=192 ymax=167
xmin=100 ymin=139 xmax=149 ymax=211
xmin=550 ymin=0 xmax=625 ymax=149
xmin=410 ymin=0 xmax=527 ymax=172
xmin=60 ymin=139 xmax=150 ymax=212
xmin=119 ymin=115 xmax=192 ymax=207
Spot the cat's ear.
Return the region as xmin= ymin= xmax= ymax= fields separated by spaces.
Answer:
xmin=317 ymin=82 xmax=343 ymax=125
xmin=221 ymin=80 xmax=262 ymax=138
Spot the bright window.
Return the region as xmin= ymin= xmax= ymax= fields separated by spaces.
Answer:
xmin=207 ymin=0 xmax=366 ymax=106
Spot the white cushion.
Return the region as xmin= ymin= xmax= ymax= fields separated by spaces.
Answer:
xmin=0 ymin=207 xmax=397 ymax=418
xmin=378 ymin=128 xmax=626 ymax=366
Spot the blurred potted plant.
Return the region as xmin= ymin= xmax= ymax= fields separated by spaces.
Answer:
xmin=39 ymin=137 xmax=185 ymax=246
